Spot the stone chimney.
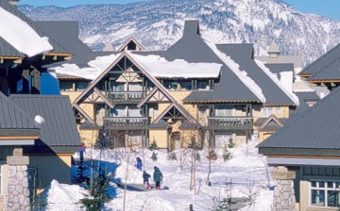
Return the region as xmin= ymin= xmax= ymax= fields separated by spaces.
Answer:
xmin=8 ymin=0 xmax=19 ymax=6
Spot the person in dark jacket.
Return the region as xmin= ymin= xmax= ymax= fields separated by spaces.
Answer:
xmin=136 ymin=157 xmax=143 ymax=170
xmin=143 ymin=170 xmax=151 ymax=189
xmin=153 ymin=166 xmax=163 ymax=190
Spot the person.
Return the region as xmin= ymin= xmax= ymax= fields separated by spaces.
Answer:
xmin=153 ymin=166 xmax=163 ymax=190
xmin=136 ymin=157 xmax=143 ymax=170
xmin=143 ymin=170 xmax=151 ymax=189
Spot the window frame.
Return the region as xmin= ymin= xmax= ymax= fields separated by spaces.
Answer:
xmin=310 ymin=180 xmax=340 ymax=208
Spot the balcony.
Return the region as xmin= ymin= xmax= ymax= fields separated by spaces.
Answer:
xmin=208 ymin=116 xmax=253 ymax=130
xmin=104 ymin=117 xmax=149 ymax=130
xmin=108 ymin=91 xmax=145 ymax=102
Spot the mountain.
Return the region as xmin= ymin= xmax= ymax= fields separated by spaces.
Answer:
xmin=20 ymin=0 xmax=340 ymax=64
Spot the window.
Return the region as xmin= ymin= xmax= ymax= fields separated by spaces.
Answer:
xmin=164 ymin=80 xmax=179 ymax=90
xmin=75 ymin=82 xmax=89 ymax=91
xmin=311 ymin=181 xmax=340 ymax=208
xmin=164 ymin=80 xmax=192 ymax=91
xmin=263 ymin=107 xmax=273 ymax=117
xmin=60 ymin=81 xmax=73 ymax=91
xmin=197 ymin=80 xmax=209 ymax=90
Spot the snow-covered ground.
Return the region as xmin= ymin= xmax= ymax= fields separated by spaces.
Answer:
xmin=44 ymin=141 xmax=273 ymax=211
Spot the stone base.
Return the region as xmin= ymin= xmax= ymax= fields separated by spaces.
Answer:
xmin=272 ymin=166 xmax=297 ymax=211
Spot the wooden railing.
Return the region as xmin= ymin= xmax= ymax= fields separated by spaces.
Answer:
xmin=104 ymin=117 xmax=149 ymax=130
xmin=108 ymin=91 xmax=145 ymax=101
xmin=208 ymin=116 xmax=253 ymax=130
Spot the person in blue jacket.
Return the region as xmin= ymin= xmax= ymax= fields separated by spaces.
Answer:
xmin=136 ymin=157 xmax=143 ymax=170
xmin=153 ymin=166 xmax=163 ymax=190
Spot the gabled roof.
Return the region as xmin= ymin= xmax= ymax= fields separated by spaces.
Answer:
xmin=258 ymin=86 xmax=340 ymax=156
xmin=265 ymin=63 xmax=294 ymax=74
xmin=300 ymin=43 xmax=340 ymax=77
xmin=10 ymin=95 xmax=80 ymax=149
xmin=72 ymin=51 xmax=198 ymax=124
xmin=165 ymin=20 xmax=262 ymax=104
xmin=254 ymin=116 xmax=286 ymax=132
xmin=0 ymin=92 xmax=39 ymax=137
xmin=148 ymin=120 xmax=169 ymax=129
xmin=216 ymin=44 xmax=298 ymax=106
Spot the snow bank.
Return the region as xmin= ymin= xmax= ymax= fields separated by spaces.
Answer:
xmin=115 ymin=160 xmax=143 ymax=184
xmin=56 ymin=142 xmax=272 ymax=211
xmin=131 ymin=54 xmax=222 ymax=79
xmin=255 ymin=59 xmax=299 ymax=106
xmin=52 ymin=53 xmax=118 ymax=80
xmin=204 ymin=39 xmax=266 ymax=103
xmin=46 ymin=180 xmax=88 ymax=210
xmin=0 ymin=7 xmax=53 ymax=57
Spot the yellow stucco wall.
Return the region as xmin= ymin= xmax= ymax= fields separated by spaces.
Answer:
xmin=149 ymin=129 xmax=168 ymax=149
xmin=253 ymin=106 xmax=290 ymax=119
xmin=258 ymin=132 xmax=274 ymax=142
xmin=57 ymin=154 xmax=73 ymax=167
xmin=61 ymin=91 xmax=82 ymax=104
xmin=79 ymin=129 xmax=99 ymax=147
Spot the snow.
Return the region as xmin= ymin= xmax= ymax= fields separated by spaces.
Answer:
xmin=46 ymin=180 xmax=89 ymax=210
xmin=278 ymin=71 xmax=293 ymax=91
xmin=204 ymin=39 xmax=267 ymax=103
xmin=131 ymin=54 xmax=222 ymax=79
xmin=51 ymin=53 xmax=118 ymax=80
xmin=44 ymin=142 xmax=273 ymax=211
xmin=34 ymin=115 xmax=45 ymax=125
xmin=0 ymin=7 xmax=53 ymax=57
xmin=255 ymin=59 xmax=300 ymax=106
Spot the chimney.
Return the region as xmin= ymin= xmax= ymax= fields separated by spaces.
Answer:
xmin=8 ymin=0 xmax=19 ymax=6
xmin=183 ymin=20 xmax=200 ymax=38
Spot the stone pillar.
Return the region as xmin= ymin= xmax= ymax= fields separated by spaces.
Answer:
xmin=272 ymin=166 xmax=296 ymax=211
xmin=5 ymin=148 xmax=30 ymax=211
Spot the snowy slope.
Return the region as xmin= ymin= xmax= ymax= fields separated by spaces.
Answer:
xmin=20 ymin=0 xmax=340 ymax=64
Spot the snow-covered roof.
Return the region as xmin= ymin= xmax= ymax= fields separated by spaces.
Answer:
xmin=131 ymin=54 xmax=222 ymax=79
xmin=255 ymin=59 xmax=299 ymax=106
xmin=204 ymin=40 xmax=266 ymax=103
xmin=51 ymin=53 xmax=118 ymax=80
xmin=0 ymin=7 xmax=53 ymax=57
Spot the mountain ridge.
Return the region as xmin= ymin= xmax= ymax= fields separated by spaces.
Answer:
xmin=20 ymin=0 xmax=340 ymax=64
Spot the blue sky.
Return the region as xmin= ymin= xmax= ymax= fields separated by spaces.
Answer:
xmin=20 ymin=0 xmax=340 ymax=20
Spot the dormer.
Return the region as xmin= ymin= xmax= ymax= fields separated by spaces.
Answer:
xmin=268 ymin=41 xmax=280 ymax=58
xmin=117 ymin=36 xmax=145 ymax=52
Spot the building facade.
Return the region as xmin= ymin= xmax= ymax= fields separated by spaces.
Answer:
xmin=54 ymin=20 xmax=300 ymax=149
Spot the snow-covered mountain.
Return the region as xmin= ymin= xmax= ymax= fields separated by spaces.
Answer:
xmin=20 ymin=0 xmax=340 ymax=64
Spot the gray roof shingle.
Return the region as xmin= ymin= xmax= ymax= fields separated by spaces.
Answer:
xmin=265 ymin=63 xmax=294 ymax=74
xmin=258 ymin=87 xmax=340 ymax=153
xmin=9 ymin=94 xmax=80 ymax=147
xmin=308 ymin=58 xmax=340 ymax=81
xmin=0 ymin=92 xmax=39 ymax=136
xmin=35 ymin=21 xmax=95 ymax=65
xmin=167 ymin=21 xmax=260 ymax=103
xmin=301 ymin=43 xmax=340 ymax=76
xmin=216 ymin=44 xmax=296 ymax=106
